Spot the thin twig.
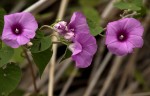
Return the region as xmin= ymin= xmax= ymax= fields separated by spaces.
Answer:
xmin=83 ymin=52 xmax=113 ymax=96
xmin=89 ymin=39 xmax=105 ymax=82
xmin=98 ymin=56 xmax=123 ymax=96
xmin=23 ymin=49 xmax=38 ymax=93
xmin=59 ymin=68 xmax=78 ymax=96
xmin=10 ymin=0 xmax=26 ymax=13
xmin=116 ymin=52 xmax=137 ymax=96
xmin=23 ymin=0 xmax=56 ymax=14
xmin=55 ymin=58 xmax=72 ymax=84
xmin=48 ymin=0 xmax=69 ymax=96
xmin=125 ymin=92 xmax=150 ymax=96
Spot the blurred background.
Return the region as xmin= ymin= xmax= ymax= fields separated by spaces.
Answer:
xmin=1 ymin=0 xmax=150 ymax=96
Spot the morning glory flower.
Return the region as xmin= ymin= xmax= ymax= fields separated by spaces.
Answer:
xmin=1 ymin=12 xmax=38 ymax=48
xmin=69 ymin=33 xmax=97 ymax=68
xmin=105 ymin=18 xmax=144 ymax=56
xmin=53 ymin=12 xmax=89 ymax=40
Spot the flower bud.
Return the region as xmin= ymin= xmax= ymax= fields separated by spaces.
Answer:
xmin=53 ymin=21 xmax=67 ymax=33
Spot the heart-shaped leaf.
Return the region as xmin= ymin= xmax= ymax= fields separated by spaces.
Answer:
xmin=0 ymin=62 xmax=21 ymax=96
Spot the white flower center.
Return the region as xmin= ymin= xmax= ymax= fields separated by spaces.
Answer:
xmin=15 ymin=28 xmax=19 ymax=33
xmin=119 ymin=35 xmax=124 ymax=40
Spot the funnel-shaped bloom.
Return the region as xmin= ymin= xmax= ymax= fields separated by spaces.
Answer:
xmin=105 ymin=18 xmax=144 ymax=56
xmin=1 ymin=12 xmax=38 ymax=48
xmin=69 ymin=33 xmax=97 ymax=68
xmin=53 ymin=12 xmax=89 ymax=40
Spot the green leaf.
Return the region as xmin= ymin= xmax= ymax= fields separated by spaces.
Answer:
xmin=79 ymin=0 xmax=100 ymax=7
xmin=0 ymin=46 xmax=14 ymax=67
xmin=114 ymin=2 xmax=141 ymax=11
xmin=0 ymin=62 xmax=22 ymax=96
xmin=82 ymin=7 xmax=103 ymax=36
xmin=0 ymin=8 xmax=6 ymax=35
xmin=87 ymin=18 xmax=104 ymax=36
xmin=32 ymin=48 xmax=52 ymax=76
xmin=35 ymin=30 xmax=44 ymax=39
xmin=30 ymin=36 xmax=52 ymax=53
xmin=11 ymin=48 xmax=24 ymax=64
xmin=82 ymin=7 xmax=100 ymax=23
xmin=134 ymin=69 xmax=145 ymax=86
xmin=132 ymin=0 xmax=143 ymax=7
xmin=59 ymin=47 xmax=72 ymax=63
xmin=8 ymin=89 xmax=25 ymax=96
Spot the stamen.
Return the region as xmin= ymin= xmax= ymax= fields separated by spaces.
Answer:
xmin=119 ymin=35 xmax=124 ymax=40
xmin=15 ymin=28 xmax=19 ymax=33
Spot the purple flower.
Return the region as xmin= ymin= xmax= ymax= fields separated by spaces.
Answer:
xmin=53 ymin=12 xmax=89 ymax=40
xmin=105 ymin=18 xmax=144 ymax=56
xmin=53 ymin=21 xmax=67 ymax=34
xmin=1 ymin=12 xmax=38 ymax=48
xmin=67 ymin=12 xmax=90 ymax=34
xmin=69 ymin=33 xmax=97 ymax=68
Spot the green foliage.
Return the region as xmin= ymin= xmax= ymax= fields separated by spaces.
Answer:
xmin=82 ymin=7 xmax=103 ymax=36
xmin=130 ymin=0 xmax=143 ymax=7
xmin=59 ymin=47 xmax=72 ymax=63
xmin=35 ymin=30 xmax=45 ymax=39
xmin=30 ymin=36 xmax=52 ymax=53
xmin=32 ymin=48 xmax=52 ymax=76
xmin=134 ymin=69 xmax=145 ymax=85
xmin=8 ymin=89 xmax=25 ymax=96
xmin=114 ymin=2 xmax=141 ymax=11
xmin=114 ymin=0 xmax=143 ymax=11
xmin=0 ymin=8 xmax=6 ymax=36
xmin=0 ymin=62 xmax=21 ymax=96
xmin=11 ymin=48 xmax=24 ymax=64
xmin=82 ymin=7 xmax=100 ymax=23
xmin=79 ymin=0 xmax=100 ymax=7
xmin=87 ymin=19 xmax=104 ymax=36
xmin=0 ymin=46 xmax=14 ymax=67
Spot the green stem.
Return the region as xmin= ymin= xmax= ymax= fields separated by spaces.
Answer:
xmin=39 ymin=25 xmax=53 ymax=30
xmin=0 ymin=40 xmax=2 ymax=49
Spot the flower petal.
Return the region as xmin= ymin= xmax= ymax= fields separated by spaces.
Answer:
xmin=16 ymin=35 xmax=30 ymax=45
xmin=106 ymin=21 xmax=120 ymax=36
xmin=69 ymin=41 xmax=82 ymax=56
xmin=2 ymin=33 xmax=17 ymax=40
xmin=128 ymin=25 xmax=144 ymax=36
xmin=128 ymin=35 xmax=143 ymax=48
xmin=105 ymin=35 xmax=118 ymax=45
xmin=74 ymin=33 xmax=90 ymax=44
xmin=3 ymin=39 xmax=19 ymax=48
xmin=107 ymin=41 xmax=129 ymax=56
xmin=72 ymin=50 xmax=93 ymax=68
xmin=125 ymin=41 xmax=134 ymax=53
xmin=68 ymin=12 xmax=90 ymax=34
xmin=18 ymin=12 xmax=38 ymax=31
xmin=121 ymin=18 xmax=142 ymax=31
xmin=22 ymin=29 xmax=36 ymax=38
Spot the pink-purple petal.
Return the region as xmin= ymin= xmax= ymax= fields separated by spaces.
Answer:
xmin=128 ymin=26 xmax=144 ymax=36
xmin=68 ymin=12 xmax=90 ymax=34
xmin=106 ymin=22 xmax=120 ymax=36
xmin=17 ymin=35 xmax=30 ymax=45
xmin=18 ymin=12 xmax=38 ymax=31
xmin=69 ymin=41 xmax=82 ymax=56
xmin=128 ymin=35 xmax=143 ymax=48
xmin=22 ymin=29 xmax=36 ymax=38
xmin=107 ymin=42 xmax=128 ymax=56
xmin=122 ymin=18 xmax=142 ymax=31
xmin=3 ymin=39 xmax=19 ymax=48
xmin=105 ymin=35 xmax=118 ymax=45
xmin=72 ymin=50 xmax=93 ymax=68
